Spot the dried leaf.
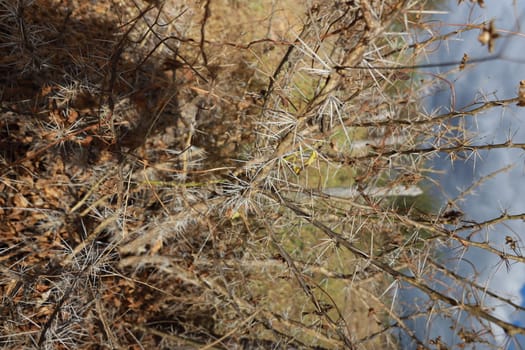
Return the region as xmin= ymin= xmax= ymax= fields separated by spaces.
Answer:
xmin=518 ymin=80 xmax=525 ymax=106
xmin=40 ymin=85 xmax=53 ymax=97
xmin=478 ymin=20 xmax=499 ymax=53
xmin=67 ymin=108 xmax=79 ymax=124
xmin=459 ymin=53 xmax=469 ymax=70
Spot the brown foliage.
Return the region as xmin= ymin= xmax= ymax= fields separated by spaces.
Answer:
xmin=2 ymin=0 xmax=525 ymax=349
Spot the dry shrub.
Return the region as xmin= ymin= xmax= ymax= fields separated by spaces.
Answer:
xmin=2 ymin=0 xmax=525 ymax=349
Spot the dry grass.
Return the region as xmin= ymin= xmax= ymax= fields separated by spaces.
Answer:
xmin=0 ymin=0 xmax=427 ymax=348
xmin=2 ymin=0 xmax=525 ymax=349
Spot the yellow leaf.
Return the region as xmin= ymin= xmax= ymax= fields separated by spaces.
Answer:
xmin=305 ymin=150 xmax=318 ymax=167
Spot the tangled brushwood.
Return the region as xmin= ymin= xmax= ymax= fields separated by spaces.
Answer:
xmin=2 ymin=0 xmax=525 ymax=349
